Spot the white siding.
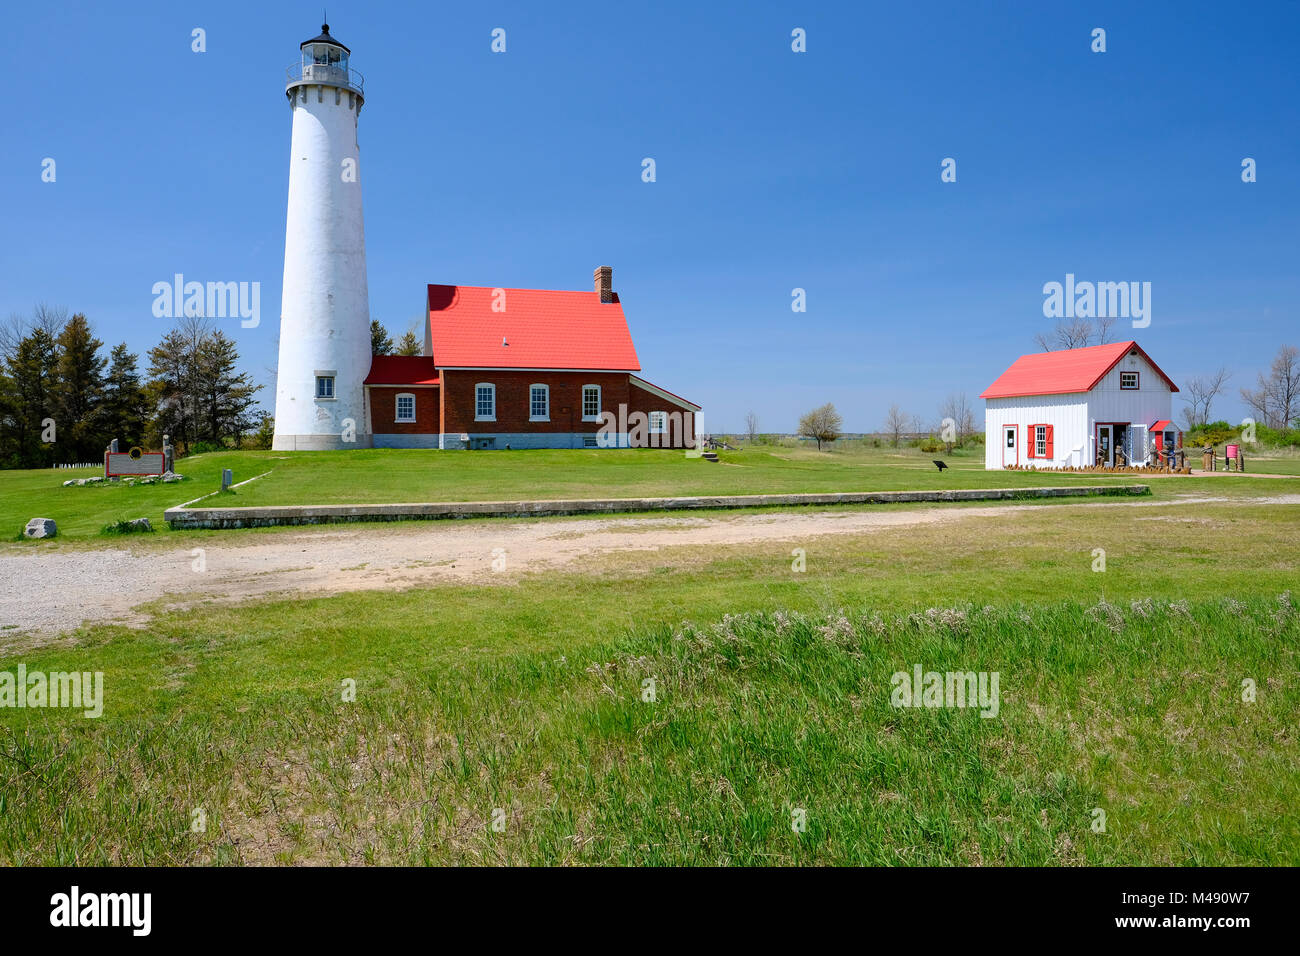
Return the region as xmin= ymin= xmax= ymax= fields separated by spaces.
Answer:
xmin=984 ymin=395 xmax=1089 ymax=469
xmin=1086 ymin=351 xmax=1174 ymax=430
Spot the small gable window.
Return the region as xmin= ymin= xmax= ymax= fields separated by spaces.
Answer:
xmin=1120 ymin=371 xmax=1139 ymax=390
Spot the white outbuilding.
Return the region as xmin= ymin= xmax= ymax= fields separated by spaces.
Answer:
xmin=981 ymin=341 xmax=1182 ymax=470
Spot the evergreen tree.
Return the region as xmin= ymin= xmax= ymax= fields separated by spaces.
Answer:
xmin=395 ymin=329 xmax=422 ymax=356
xmin=53 ymin=313 xmax=107 ymax=462
xmin=4 ymin=327 xmax=59 ymax=467
xmin=147 ymin=325 xmax=200 ymax=451
xmin=371 ymin=320 xmax=393 ymax=355
xmin=194 ymin=330 xmax=261 ymax=443
xmin=0 ymin=365 xmax=18 ymax=469
xmin=102 ymin=343 xmax=147 ymax=449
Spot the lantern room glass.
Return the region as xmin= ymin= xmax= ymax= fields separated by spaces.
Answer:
xmin=304 ymin=42 xmax=348 ymax=71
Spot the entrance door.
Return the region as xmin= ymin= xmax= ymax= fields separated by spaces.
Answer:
xmin=1098 ymin=425 xmax=1113 ymax=467
xmin=1002 ymin=426 xmax=1018 ymax=467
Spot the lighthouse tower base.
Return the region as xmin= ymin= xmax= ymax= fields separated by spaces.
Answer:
xmin=271 ymin=432 xmax=374 ymax=452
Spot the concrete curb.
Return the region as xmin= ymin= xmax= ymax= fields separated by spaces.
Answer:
xmin=163 ymin=484 xmax=1151 ymax=529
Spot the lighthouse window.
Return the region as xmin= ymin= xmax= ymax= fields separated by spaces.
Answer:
xmin=475 ymin=384 xmax=496 ymax=421
xmin=395 ymin=393 xmax=416 ymax=423
xmin=315 ymin=375 xmax=335 ymax=400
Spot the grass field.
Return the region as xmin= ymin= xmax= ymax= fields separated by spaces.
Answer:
xmin=1 ymin=489 xmax=1297 ymax=864
xmin=3 ymin=444 xmax=1296 ymax=543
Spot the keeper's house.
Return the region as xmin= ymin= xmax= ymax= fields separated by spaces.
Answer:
xmin=981 ymin=341 xmax=1181 ymax=469
xmin=363 ymin=267 xmax=700 ymax=449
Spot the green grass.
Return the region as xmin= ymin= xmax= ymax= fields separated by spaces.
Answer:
xmin=1244 ymin=456 xmax=1300 ymax=476
xmin=2 ymin=445 xmax=1293 ymax=544
xmin=1 ymin=496 xmax=1296 ymax=864
xmin=1 ymin=597 xmax=1294 ymax=865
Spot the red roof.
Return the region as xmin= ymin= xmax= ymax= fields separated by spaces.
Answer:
xmin=980 ymin=341 xmax=1178 ymax=399
xmin=426 ymin=284 xmax=640 ymax=371
xmin=364 ymin=355 xmax=440 ymax=386
xmin=1150 ymin=419 xmax=1174 ymax=431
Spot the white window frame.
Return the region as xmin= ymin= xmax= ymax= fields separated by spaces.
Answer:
xmin=581 ymin=384 xmax=602 ymax=422
xmin=649 ymin=410 xmax=668 ymax=435
xmin=395 ymin=392 xmax=416 ymax=423
xmin=475 ymin=383 xmax=496 ymax=422
xmin=1034 ymin=425 xmax=1047 ymax=458
xmin=529 ymin=384 xmax=550 ymax=422
xmin=1120 ymin=371 xmax=1139 ymax=390
xmin=315 ymin=374 xmax=336 ymax=400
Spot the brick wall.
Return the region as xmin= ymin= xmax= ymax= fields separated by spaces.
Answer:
xmin=367 ymin=386 xmax=439 ymax=434
xmin=441 ymin=370 xmax=632 ymax=434
xmin=629 ymin=381 xmax=696 ymax=448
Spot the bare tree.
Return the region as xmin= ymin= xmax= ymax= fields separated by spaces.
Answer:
xmin=1241 ymin=345 xmax=1300 ymax=429
xmin=32 ymin=303 xmax=69 ymax=337
xmin=883 ymin=403 xmax=908 ymax=447
xmin=908 ymin=413 xmax=925 ymax=441
xmin=1 ymin=304 xmax=70 ymax=363
xmin=1035 ymin=318 xmax=1094 ymax=351
xmin=798 ymin=402 xmax=843 ymax=451
xmin=1265 ymin=345 xmax=1300 ymax=428
xmin=1180 ymin=366 xmax=1230 ymax=429
xmin=939 ymin=392 xmax=976 ymax=444
xmin=1240 ymin=384 xmax=1272 ymax=429
xmin=1034 ymin=317 xmax=1120 ymax=351
xmin=0 ymin=313 xmax=27 ymax=363
xmin=745 ymin=410 xmax=759 ymax=442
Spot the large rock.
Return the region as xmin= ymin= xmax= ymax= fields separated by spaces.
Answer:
xmin=24 ymin=518 xmax=57 ymax=539
xmin=125 ymin=517 xmax=153 ymax=532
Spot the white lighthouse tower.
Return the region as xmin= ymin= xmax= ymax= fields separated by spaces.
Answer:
xmin=273 ymin=22 xmax=373 ymax=450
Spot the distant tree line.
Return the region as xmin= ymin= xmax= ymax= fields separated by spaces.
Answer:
xmin=0 ymin=306 xmax=264 ymax=469
xmin=371 ymin=319 xmax=421 ymax=356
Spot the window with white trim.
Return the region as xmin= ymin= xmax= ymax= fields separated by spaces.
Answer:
xmin=395 ymin=393 xmax=416 ymax=423
xmin=475 ymin=383 xmax=496 ymax=421
xmin=1120 ymin=371 xmax=1139 ymax=389
xmin=1034 ymin=425 xmax=1047 ymax=458
xmin=529 ymin=384 xmax=550 ymax=421
xmin=581 ymin=385 xmax=601 ymax=421
xmin=315 ymin=375 xmax=335 ymax=399
xmin=649 ymin=411 xmax=667 ymax=434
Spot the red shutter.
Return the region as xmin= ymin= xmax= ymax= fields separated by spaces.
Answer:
xmin=1044 ymin=425 xmax=1054 ymax=460
xmin=1026 ymin=425 xmax=1035 ymax=458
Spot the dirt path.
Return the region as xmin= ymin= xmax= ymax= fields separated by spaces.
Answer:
xmin=3 ymin=493 xmax=1298 ymax=641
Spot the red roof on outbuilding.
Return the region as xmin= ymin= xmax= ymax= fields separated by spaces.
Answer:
xmin=980 ymin=340 xmax=1178 ymax=399
xmin=363 ymin=355 xmax=440 ymax=386
xmin=426 ymin=284 xmax=641 ymax=371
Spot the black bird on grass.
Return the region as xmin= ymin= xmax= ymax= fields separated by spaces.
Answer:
xmin=932 ymin=460 xmax=948 ymax=472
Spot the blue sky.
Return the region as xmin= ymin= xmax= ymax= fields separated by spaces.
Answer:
xmin=4 ymin=0 xmax=1297 ymax=431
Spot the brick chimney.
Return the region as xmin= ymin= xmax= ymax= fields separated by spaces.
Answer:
xmin=594 ymin=265 xmax=614 ymax=304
